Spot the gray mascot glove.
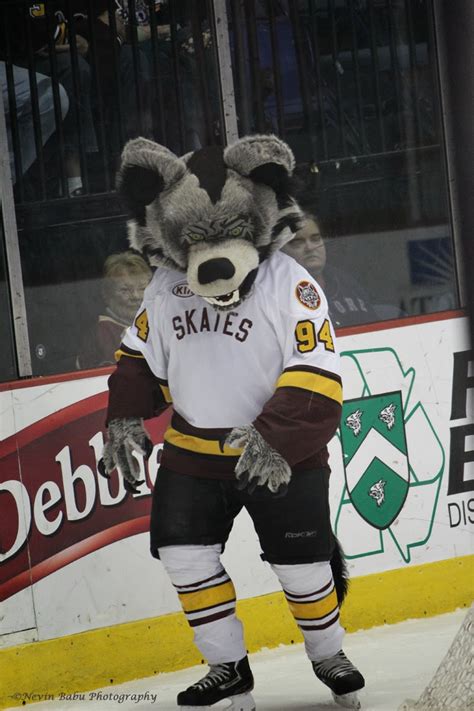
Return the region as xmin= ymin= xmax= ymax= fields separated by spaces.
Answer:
xmin=98 ymin=418 xmax=153 ymax=494
xmin=224 ymin=425 xmax=291 ymax=496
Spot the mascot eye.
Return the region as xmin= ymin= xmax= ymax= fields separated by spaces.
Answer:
xmin=188 ymin=233 xmax=205 ymax=242
xmin=230 ymin=226 xmax=243 ymax=237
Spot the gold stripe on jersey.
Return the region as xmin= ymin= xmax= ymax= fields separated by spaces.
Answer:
xmin=114 ymin=347 xmax=145 ymax=361
xmin=178 ymin=580 xmax=236 ymax=614
xmin=164 ymin=427 xmax=244 ymax=456
xmin=287 ymin=587 xmax=338 ymax=621
xmin=276 ymin=370 xmax=342 ymax=405
xmin=159 ymin=384 xmax=172 ymax=404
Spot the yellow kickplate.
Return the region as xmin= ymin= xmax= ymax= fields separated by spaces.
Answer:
xmin=1 ymin=555 xmax=472 ymax=709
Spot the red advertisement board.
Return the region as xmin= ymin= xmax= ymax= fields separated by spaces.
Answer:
xmin=0 ymin=392 xmax=171 ymax=602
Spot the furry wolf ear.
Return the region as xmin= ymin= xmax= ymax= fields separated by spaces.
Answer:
xmin=117 ymin=138 xmax=187 ymax=209
xmin=224 ymin=134 xmax=295 ymax=192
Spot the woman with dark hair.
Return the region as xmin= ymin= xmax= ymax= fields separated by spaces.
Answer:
xmin=283 ymin=215 xmax=381 ymax=328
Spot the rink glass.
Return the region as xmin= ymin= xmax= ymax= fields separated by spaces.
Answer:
xmin=0 ymin=0 xmax=459 ymax=379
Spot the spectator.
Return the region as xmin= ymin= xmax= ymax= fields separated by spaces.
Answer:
xmin=0 ymin=2 xmax=98 ymax=196
xmin=116 ymin=0 xmax=161 ymax=43
xmin=76 ymin=251 xmax=152 ymax=369
xmin=282 ymin=215 xmax=381 ymax=328
xmin=35 ymin=8 xmax=98 ymax=195
xmin=1 ymin=62 xmax=69 ymax=182
xmin=75 ymin=0 xmax=154 ymax=148
xmin=137 ymin=1 xmax=218 ymax=151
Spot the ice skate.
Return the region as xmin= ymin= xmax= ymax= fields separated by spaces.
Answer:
xmin=312 ymin=650 xmax=365 ymax=709
xmin=177 ymin=656 xmax=255 ymax=710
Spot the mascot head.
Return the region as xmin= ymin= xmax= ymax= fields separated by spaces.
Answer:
xmin=117 ymin=134 xmax=303 ymax=310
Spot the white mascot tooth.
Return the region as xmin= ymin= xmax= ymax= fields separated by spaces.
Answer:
xmin=204 ymin=289 xmax=240 ymax=308
xmin=103 ymin=135 xmax=362 ymax=710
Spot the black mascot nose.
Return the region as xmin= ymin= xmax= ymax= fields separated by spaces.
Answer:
xmin=198 ymin=258 xmax=235 ymax=285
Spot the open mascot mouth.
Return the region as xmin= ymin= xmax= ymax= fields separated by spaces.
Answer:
xmin=200 ymin=268 xmax=259 ymax=310
xmin=204 ymin=289 xmax=240 ymax=308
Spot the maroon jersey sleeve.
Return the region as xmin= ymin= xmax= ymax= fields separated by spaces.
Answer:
xmin=106 ymin=346 xmax=171 ymax=424
xmin=253 ymin=376 xmax=342 ymax=467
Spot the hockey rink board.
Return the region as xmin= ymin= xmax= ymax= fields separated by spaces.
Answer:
xmin=0 ymin=311 xmax=472 ymax=707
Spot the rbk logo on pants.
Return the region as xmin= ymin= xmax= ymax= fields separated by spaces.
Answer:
xmin=341 ymin=391 xmax=410 ymax=530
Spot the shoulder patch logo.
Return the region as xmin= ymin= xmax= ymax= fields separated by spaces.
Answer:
xmin=295 ymin=280 xmax=320 ymax=310
xmin=172 ymin=282 xmax=194 ymax=298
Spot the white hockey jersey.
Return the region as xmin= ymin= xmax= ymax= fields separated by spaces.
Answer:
xmin=109 ymin=252 xmax=342 ymax=478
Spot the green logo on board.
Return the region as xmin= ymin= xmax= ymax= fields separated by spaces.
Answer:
xmin=334 ymin=348 xmax=445 ymax=563
xmin=341 ymin=392 xmax=409 ymax=530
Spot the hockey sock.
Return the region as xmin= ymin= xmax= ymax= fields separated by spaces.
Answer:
xmin=271 ymin=561 xmax=345 ymax=661
xmin=158 ymin=544 xmax=246 ymax=664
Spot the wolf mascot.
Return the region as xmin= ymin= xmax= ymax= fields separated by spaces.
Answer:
xmin=100 ymin=135 xmax=365 ymax=710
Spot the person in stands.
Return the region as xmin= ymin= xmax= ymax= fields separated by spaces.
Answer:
xmin=1 ymin=62 xmax=69 ymax=182
xmin=282 ymin=214 xmax=381 ymax=328
xmin=0 ymin=1 xmax=97 ymax=197
xmin=76 ymin=251 xmax=152 ymax=369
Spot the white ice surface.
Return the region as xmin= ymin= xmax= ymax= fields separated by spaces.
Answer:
xmin=6 ymin=609 xmax=468 ymax=711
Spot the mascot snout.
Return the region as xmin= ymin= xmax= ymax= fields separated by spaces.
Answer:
xmin=186 ymin=238 xmax=260 ymax=309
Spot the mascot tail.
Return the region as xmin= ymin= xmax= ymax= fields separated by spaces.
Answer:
xmin=330 ymin=537 xmax=349 ymax=606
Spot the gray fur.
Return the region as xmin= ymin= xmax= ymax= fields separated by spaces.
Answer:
xmin=102 ymin=418 xmax=151 ymax=486
xmin=226 ymin=424 xmax=292 ymax=493
xmin=121 ymin=137 xmax=187 ymax=190
xmin=223 ymin=134 xmax=295 ymax=176
xmin=118 ymin=135 xmax=303 ymax=306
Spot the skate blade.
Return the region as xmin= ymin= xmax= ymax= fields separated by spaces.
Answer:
xmin=180 ymin=691 xmax=256 ymax=711
xmin=332 ymin=690 xmax=361 ymax=709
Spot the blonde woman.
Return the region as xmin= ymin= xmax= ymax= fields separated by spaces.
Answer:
xmin=77 ymin=251 xmax=152 ymax=369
